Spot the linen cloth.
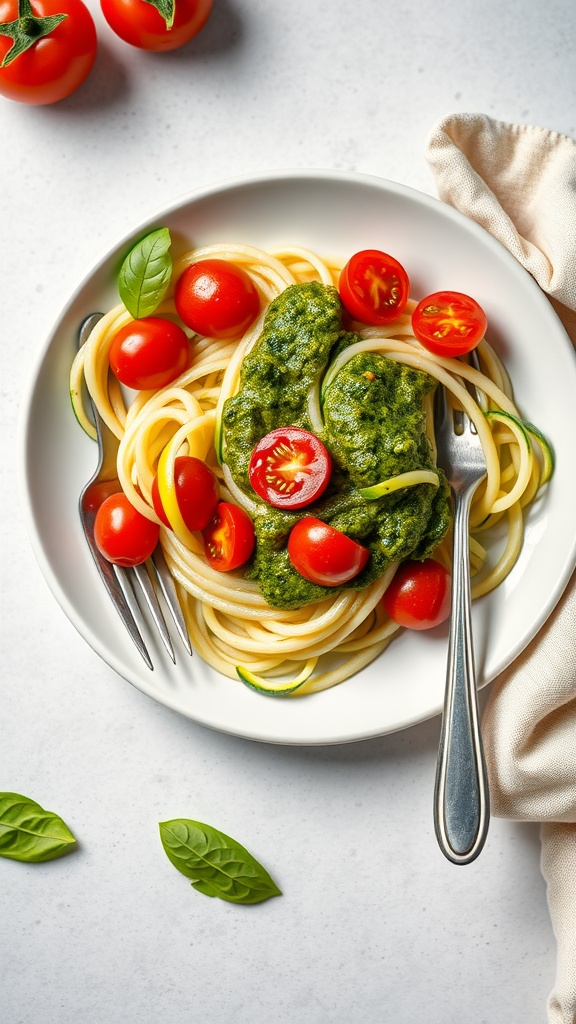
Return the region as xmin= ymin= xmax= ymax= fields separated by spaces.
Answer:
xmin=426 ymin=113 xmax=576 ymax=1024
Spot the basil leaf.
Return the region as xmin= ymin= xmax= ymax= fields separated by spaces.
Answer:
xmin=118 ymin=227 xmax=172 ymax=319
xmin=0 ymin=792 xmax=77 ymax=863
xmin=159 ymin=819 xmax=282 ymax=904
xmin=142 ymin=0 xmax=175 ymax=29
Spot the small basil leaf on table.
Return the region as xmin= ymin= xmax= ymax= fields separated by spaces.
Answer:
xmin=118 ymin=227 xmax=172 ymax=319
xmin=159 ymin=819 xmax=281 ymax=904
xmin=0 ymin=792 xmax=77 ymax=863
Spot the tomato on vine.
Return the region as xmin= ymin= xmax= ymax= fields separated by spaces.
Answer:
xmin=0 ymin=0 xmax=96 ymax=105
xmin=100 ymin=0 xmax=212 ymax=52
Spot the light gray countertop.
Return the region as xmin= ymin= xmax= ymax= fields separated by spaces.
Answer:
xmin=2 ymin=2 xmax=575 ymax=1021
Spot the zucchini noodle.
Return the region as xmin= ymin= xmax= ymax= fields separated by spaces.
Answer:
xmin=70 ymin=243 xmax=553 ymax=695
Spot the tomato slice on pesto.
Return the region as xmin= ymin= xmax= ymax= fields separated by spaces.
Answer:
xmin=248 ymin=427 xmax=332 ymax=510
xmin=339 ymin=249 xmax=410 ymax=325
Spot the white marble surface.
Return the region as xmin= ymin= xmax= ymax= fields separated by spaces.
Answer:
xmin=1 ymin=2 xmax=575 ymax=1021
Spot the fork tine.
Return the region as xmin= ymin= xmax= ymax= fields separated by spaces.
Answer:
xmin=132 ymin=561 xmax=176 ymax=663
xmin=434 ymin=379 xmax=450 ymax=427
xmin=107 ymin=562 xmax=154 ymax=670
xmin=152 ymin=546 xmax=193 ymax=656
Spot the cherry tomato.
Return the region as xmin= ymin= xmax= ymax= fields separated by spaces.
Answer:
xmin=412 ymin=291 xmax=487 ymax=357
xmin=94 ymin=492 xmax=160 ymax=567
xmin=151 ymin=456 xmax=220 ymax=532
xmin=100 ymin=0 xmax=212 ymax=51
xmin=0 ymin=0 xmax=96 ymax=105
xmin=248 ymin=427 xmax=332 ymax=510
xmin=109 ymin=317 xmax=190 ymax=391
xmin=287 ymin=517 xmax=369 ymax=587
xmin=382 ymin=558 xmax=451 ymax=630
xmin=202 ymin=501 xmax=255 ymax=572
xmin=81 ymin=480 xmax=122 ymax=513
xmin=174 ymin=259 xmax=260 ymax=340
xmin=339 ymin=249 xmax=410 ymax=325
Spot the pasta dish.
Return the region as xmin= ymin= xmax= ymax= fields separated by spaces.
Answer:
xmin=70 ymin=238 xmax=553 ymax=696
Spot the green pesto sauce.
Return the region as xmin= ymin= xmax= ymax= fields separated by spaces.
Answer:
xmin=222 ymin=281 xmax=451 ymax=609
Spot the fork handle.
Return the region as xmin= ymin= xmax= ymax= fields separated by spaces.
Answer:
xmin=434 ymin=484 xmax=490 ymax=864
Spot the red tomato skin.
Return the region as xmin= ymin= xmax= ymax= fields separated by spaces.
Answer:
xmin=151 ymin=456 xmax=220 ymax=532
xmin=94 ymin=493 xmax=160 ymax=567
xmin=202 ymin=501 xmax=255 ymax=572
xmin=100 ymin=0 xmax=212 ymax=51
xmin=174 ymin=259 xmax=260 ymax=340
xmin=248 ymin=427 xmax=332 ymax=510
xmin=109 ymin=317 xmax=190 ymax=391
xmin=151 ymin=477 xmax=171 ymax=528
xmin=412 ymin=291 xmax=487 ymax=357
xmin=382 ymin=558 xmax=451 ymax=630
xmin=287 ymin=517 xmax=369 ymax=587
xmin=339 ymin=249 xmax=410 ymax=325
xmin=0 ymin=0 xmax=96 ymax=105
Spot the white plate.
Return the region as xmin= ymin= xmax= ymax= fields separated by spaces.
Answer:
xmin=18 ymin=170 xmax=576 ymax=745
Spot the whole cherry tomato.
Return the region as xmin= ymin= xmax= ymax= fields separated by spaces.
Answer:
xmin=94 ymin=492 xmax=160 ymax=567
xmin=109 ymin=317 xmax=190 ymax=391
xmin=412 ymin=291 xmax=487 ymax=357
xmin=0 ymin=0 xmax=96 ymax=105
xmin=248 ymin=427 xmax=332 ymax=510
xmin=175 ymin=259 xmax=260 ymax=340
xmin=339 ymin=249 xmax=410 ymax=325
xmin=202 ymin=501 xmax=255 ymax=572
xmin=151 ymin=456 xmax=220 ymax=532
xmin=100 ymin=0 xmax=212 ymax=52
xmin=287 ymin=517 xmax=369 ymax=587
xmin=382 ymin=558 xmax=451 ymax=630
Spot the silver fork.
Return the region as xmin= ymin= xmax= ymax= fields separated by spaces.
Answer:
xmin=433 ymin=363 xmax=490 ymax=864
xmin=77 ymin=313 xmax=192 ymax=669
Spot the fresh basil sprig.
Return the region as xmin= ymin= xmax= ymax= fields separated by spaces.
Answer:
xmin=159 ymin=819 xmax=281 ymax=904
xmin=118 ymin=227 xmax=173 ymax=319
xmin=0 ymin=793 xmax=77 ymax=863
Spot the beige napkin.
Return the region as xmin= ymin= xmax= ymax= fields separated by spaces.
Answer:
xmin=426 ymin=113 xmax=576 ymax=1024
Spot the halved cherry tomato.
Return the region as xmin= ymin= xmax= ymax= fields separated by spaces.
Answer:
xmin=174 ymin=259 xmax=260 ymax=340
xmin=0 ymin=0 xmax=97 ymax=106
xmin=248 ymin=427 xmax=332 ymax=510
xmin=339 ymin=249 xmax=410 ymax=325
xmin=109 ymin=317 xmax=190 ymax=391
xmin=100 ymin=0 xmax=212 ymax=52
xmin=412 ymin=291 xmax=487 ymax=357
xmin=382 ymin=558 xmax=451 ymax=630
xmin=151 ymin=456 xmax=220 ymax=532
xmin=202 ymin=501 xmax=255 ymax=572
xmin=287 ymin=517 xmax=369 ymax=587
xmin=94 ymin=492 xmax=159 ymax=567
